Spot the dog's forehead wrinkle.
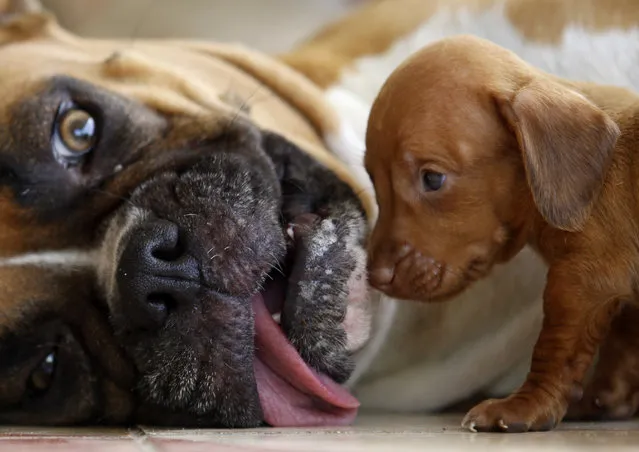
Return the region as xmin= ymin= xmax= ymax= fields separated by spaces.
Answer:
xmin=101 ymin=47 xmax=235 ymax=115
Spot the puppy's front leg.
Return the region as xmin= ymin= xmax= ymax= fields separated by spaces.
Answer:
xmin=462 ymin=264 xmax=620 ymax=433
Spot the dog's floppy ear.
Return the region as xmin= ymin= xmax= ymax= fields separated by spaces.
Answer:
xmin=496 ymin=78 xmax=620 ymax=232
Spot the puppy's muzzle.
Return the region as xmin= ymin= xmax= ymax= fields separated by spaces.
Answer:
xmin=117 ymin=219 xmax=200 ymax=331
xmin=368 ymin=242 xmax=444 ymax=301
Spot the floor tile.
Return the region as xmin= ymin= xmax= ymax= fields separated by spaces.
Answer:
xmin=0 ymin=438 xmax=142 ymax=452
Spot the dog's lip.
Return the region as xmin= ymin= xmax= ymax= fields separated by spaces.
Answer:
xmin=252 ymin=293 xmax=360 ymax=427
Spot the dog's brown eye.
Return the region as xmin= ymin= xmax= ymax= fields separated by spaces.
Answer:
xmin=58 ymin=109 xmax=96 ymax=153
xmin=53 ymin=105 xmax=97 ymax=166
xmin=422 ymin=171 xmax=446 ymax=192
xmin=27 ymin=350 xmax=56 ymax=395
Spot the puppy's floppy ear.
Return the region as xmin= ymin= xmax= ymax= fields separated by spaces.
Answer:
xmin=496 ymin=78 xmax=620 ymax=232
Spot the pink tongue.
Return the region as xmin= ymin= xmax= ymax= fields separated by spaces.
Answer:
xmin=252 ymin=295 xmax=359 ymax=427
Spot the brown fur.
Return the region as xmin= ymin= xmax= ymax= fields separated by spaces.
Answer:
xmin=365 ymin=34 xmax=639 ymax=432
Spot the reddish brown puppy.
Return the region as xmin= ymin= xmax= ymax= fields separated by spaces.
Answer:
xmin=364 ymin=34 xmax=639 ymax=432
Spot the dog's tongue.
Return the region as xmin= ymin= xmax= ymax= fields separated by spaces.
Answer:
xmin=252 ymin=295 xmax=359 ymax=427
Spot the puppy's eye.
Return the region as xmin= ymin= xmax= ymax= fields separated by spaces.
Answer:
xmin=52 ymin=104 xmax=97 ymax=166
xmin=27 ymin=350 xmax=57 ymax=396
xmin=421 ymin=171 xmax=446 ymax=192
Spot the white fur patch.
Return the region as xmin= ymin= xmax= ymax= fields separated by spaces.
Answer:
xmin=325 ymin=3 xmax=639 ymax=410
xmin=97 ymin=206 xmax=150 ymax=306
xmin=0 ymin=250 xmax=98 ymax=269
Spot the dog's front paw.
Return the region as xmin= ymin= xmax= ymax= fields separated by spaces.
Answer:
xmin=462 ymin=396 xmax=563 ymax=433
xmin=281 ymin=207 xmax=370 ymax=383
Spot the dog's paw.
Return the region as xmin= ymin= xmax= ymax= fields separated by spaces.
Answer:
xmin=462 ymin=396 xmax=562 ymax=433
xmin=281 ymin=205 xmax=369 ymax=383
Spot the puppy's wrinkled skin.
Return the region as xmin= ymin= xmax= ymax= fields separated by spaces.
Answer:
xmin=365 ymin=35 xmax=639 ymax=432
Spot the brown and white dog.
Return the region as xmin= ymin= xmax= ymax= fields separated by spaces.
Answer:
xmin=0 ymin=0 xmax=637 ymax=429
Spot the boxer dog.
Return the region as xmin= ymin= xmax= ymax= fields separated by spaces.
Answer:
xmin=0 ymin=0 xmax=374 ymax=427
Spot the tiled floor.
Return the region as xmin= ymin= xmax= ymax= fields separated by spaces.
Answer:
xmin=1 ymin=414 xmax=639 ymax=451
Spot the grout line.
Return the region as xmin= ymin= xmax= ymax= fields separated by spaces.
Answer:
xmin=129 ymin=426 xmax=158 ymax=452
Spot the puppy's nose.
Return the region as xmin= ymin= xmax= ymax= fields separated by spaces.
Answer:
xmin=116 ymin=219 xmax=200 ymax=330
xmin=368 ymin=265 xmax=395 ymax=289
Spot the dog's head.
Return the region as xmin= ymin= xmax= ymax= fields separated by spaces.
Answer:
xmin=365 ymin=35 xmax=620 ymax=302
xmin=0 ymin=2 xmax=374 ymax=427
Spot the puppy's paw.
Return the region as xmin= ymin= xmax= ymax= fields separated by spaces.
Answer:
xmin=462 ymin=396 xmax=563 ymax=433
xmin=281 ymin=205 xmax=369 ymax=383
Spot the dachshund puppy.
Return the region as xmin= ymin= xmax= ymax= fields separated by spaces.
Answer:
xmin=364 ymin=34 xmax=639 ymax=432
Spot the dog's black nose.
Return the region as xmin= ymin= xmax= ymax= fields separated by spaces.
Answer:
xmin=116 ymin=219 xmax=200 ymax=330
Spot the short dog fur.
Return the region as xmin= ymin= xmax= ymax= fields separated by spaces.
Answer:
xmin=365 ymin=34 xmax=639 ymax=432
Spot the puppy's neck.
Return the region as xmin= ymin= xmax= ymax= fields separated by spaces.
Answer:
xmin=498 ymin=192 xmax=539 ymax=263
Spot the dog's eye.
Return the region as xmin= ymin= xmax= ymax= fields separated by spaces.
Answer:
xmin=52 ymin=104 xmax=97 ymax=166
xmin=421 ymin=171 xmax=446 ymax=192
xmin=27 ymin=350 xmax=57 ymax=396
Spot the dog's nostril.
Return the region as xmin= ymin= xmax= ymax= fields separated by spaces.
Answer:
xmin=151 ymin=238 xmax=185 ymax=262
xmin=144 ymin=219 xmax=183 ymax=262
xmin=134 ymin=219 xmax=200 ymax=281
xmin=145 ymin=293 xmax=176 ymax=324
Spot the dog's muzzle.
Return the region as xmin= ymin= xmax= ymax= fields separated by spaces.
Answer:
xmin=98 ymin=130 xmax=370 ymax=427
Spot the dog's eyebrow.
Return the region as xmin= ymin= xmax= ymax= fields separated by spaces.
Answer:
xmin=0 ymin=249 xmax=97 ymax=269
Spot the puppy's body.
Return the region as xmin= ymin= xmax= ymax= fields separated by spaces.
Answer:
xmin=365 ymin=34 xmax=639 ymax=432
